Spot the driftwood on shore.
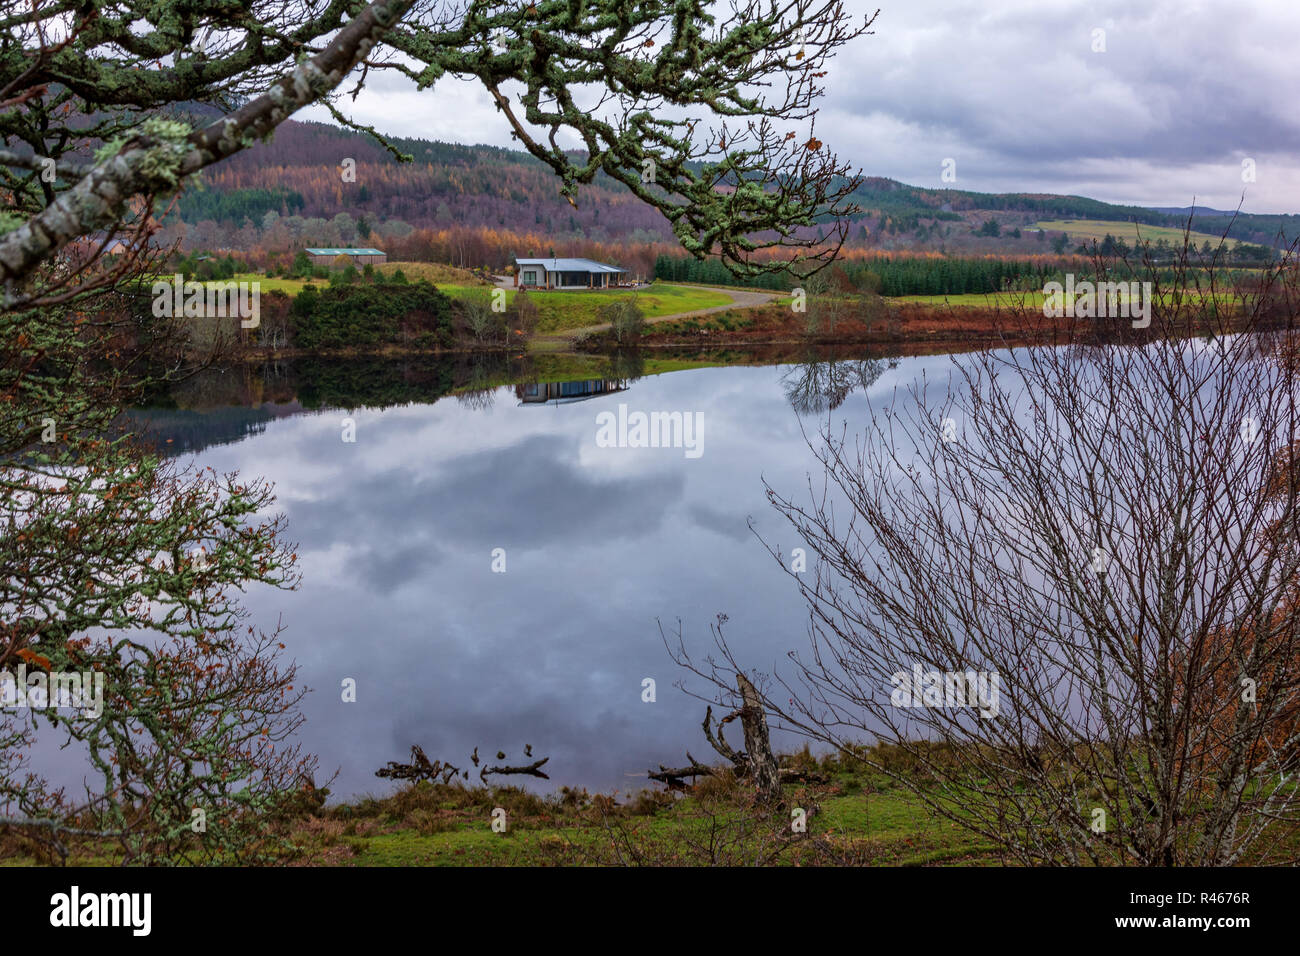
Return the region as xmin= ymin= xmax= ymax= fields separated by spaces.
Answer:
xmin=377 ymin=680 xmax=820 ymax=800
xmin=376 ymin=745 xmax=461 ymax=784
xmin=376 ymin=744 xmax=550 ymax=784
xmin=478 ymin=756 xmax=549 ymax=783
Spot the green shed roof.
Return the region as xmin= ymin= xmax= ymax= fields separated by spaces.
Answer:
xmin=304 ymin=247 xmax=386 ymax=255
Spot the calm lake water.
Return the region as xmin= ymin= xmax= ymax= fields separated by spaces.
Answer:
xmin=110 ymin=349 xmax=968 ymax=800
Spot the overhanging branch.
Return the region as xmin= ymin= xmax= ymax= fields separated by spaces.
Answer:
xmin=0 ymin=0 xmax=415 ymax=293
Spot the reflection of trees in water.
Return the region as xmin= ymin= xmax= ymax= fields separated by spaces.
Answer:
xmin=455 ymin=354 xmax=503 ymax=411
xmin=155 ymin=351 xmax=652 ymax=433
xmin=455 ymin=387 xmax=496 ymax=411
xmin=781 ymin=356 xmax=885 ymax=414
xmin=261 ymin=359 xmax=290 ymax=388
xmin=601 ymin=348 xmax=645 ymax=384
xmin=169 ymin=365 xmax=254 ymax=409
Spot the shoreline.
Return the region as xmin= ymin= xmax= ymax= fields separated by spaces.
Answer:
xmin=201 ymin=298 xmax=1289 ymax=372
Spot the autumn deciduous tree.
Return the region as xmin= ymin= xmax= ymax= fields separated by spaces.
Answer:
xmin=0 ymin=289 xmax=315 ymax=863
xmin=599 ymin=295 xmax=645 ymax=345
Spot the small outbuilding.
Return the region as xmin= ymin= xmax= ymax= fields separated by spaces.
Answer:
xmin=305 ymin=247 xmax=388 ymax=267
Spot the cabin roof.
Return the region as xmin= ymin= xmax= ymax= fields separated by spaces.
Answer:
xmin=514 ymin=257 xmax=624 ymax=273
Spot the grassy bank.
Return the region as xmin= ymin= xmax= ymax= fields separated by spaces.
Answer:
xmin=290 ymin=759 xmax=995 ymax=867
xmin=11 ymin=737 xmax=1299 ymax=865
xmin=528 ymin=283 xmax=732 ymax=332
xmin=2 ymin=746 xmax=999 ymax=867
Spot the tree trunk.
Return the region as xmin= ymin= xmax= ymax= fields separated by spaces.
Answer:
xmin=737 ymin=673 xmax=782 ymax=802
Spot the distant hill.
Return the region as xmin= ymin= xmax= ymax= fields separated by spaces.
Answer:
xmin=1148 ymin=205 xmax=1240 ymax=216
xmin=835 ymin=180 xmax=1294 ymax=248
xmin=168 ymin=112 xmax=1297 ymax=253
xmin=844 ymin=177 xmax=1170 ymax=224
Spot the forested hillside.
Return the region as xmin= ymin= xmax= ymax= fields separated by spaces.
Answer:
xmin=176 ymin=119 xmax=673 ymax=244
xmin=164 ymin=115 xmax=1298 ymax=260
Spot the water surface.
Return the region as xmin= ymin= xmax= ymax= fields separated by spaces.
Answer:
xmin=124 ymin=351 xmax=962 ymax=799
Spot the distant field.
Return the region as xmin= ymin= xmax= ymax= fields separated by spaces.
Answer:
xmin=1034 ymin=219 xmax=1239 ymax=248
xmin=895 ymin=292 xmax=1046 ymax=309
xmin=224 ymin=274 xmax=307 ymax=294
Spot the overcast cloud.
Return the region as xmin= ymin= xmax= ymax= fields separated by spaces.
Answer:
xmin=300 ymin=0 xmax=1300 ymax=212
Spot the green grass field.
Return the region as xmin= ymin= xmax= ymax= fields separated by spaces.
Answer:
xmin=403 ymin=282 xmax=732 ymax=331
xmin=895 ymin=291 xmax=1047 ymax=308
xmin=374 ymin=261 xmax=487 ymax=285
xmin=523 ymin=283 xmax=733 ymax=332
xmin=224 ymin=273 xmax=308 ymax=294
xmin=1034 ymin=219 xmax=1240 ymax=248
xmin=314 ymin=779 xmax=992 ymax=867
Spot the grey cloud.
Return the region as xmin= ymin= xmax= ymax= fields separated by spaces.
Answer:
xmin=820 ymin=0 xmax=1300 ymax=207
xmin=306 ymin=0 xmax=1300 ymax=210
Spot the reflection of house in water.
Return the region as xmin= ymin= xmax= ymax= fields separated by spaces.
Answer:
xmin=515 ymin=379 xmax=628 ymax=406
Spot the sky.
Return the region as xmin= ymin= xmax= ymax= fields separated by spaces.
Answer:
xmin=300 ymin=0 xmax=1300 ymax=213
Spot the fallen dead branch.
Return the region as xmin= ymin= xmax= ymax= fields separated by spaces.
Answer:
xmin=377 ymin=744 xmax=550 ymax=785
xmin=375 ymin=745 xmax=460 ymax=784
